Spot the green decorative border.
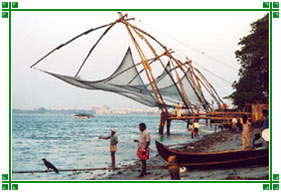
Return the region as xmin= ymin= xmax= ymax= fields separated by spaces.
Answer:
xmin=1 ymin=1 xmax=280 ymax=191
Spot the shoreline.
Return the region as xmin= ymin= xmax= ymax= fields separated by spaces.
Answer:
xmin=90 ymin=128 xmax=269 ymax=180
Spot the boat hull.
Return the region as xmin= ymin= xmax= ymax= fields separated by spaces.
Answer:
xmin=155 ymin=141 xmax=269 ymax=169
xmin=74 ymin=114 xmax=95 ymax=119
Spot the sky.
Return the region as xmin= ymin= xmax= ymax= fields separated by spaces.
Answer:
xmin=11 ymin=10 xmax=267 ymax=110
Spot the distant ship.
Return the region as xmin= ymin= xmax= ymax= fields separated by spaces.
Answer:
xmin=74 ymin=113 xmax=95 ymax=119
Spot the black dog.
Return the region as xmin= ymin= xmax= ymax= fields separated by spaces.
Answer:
xmin=42 ymin=158 xmax=59 ymax=173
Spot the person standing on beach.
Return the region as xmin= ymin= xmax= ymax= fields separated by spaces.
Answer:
xmin=134 ymin=123 xmax=150 ymax=177
xmin=191 ymin=120 xmax=199 ymax=139
xmin=176 ymin=103 xmax=181 ymax=118
xmin=241 ymin=115 xmax=253 ymax=150
xmin=262 ymin=109 xmax=269 ymax=129
xmin=99 ymin=128 xmax=118 ymax=168
xmin=231 ymin=118 xmax=238 ymax=133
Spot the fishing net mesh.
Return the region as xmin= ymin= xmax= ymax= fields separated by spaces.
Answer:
xmin=39 ymin=47 xmax=205 ymax=109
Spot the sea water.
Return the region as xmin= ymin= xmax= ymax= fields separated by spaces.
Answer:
xmin=12 ymin=114 xmax=215 ymax=180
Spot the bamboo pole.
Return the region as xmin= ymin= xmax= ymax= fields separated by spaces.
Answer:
xmin=161 ymin=51 xmax=206 ymax=113
xmin=133 ymin=27 xmax=192 ymax=111
xmin=75 ymin=15 xmax=137 ymax=77
xmin=129 ymin=50 xmax=174 ymax=84
xmin=122 ymin=17 xmax=221 ymax=113
xmin=172 ymin=58 xmax=206 ymax=113
xmin=193 ymin=67 xmax=224 ymax=108
xmin=119 ymin=13 xmax=166 ymax=112
xmin=75 ymin=23 xmax=116 ymax=77
xmin=167 ymin=116 xmax=245 ymax=121
xmin=124 ymin=20 xmax=212 ymax=112
xmin=30 ymin=14 xmax=133 ymax=69
xmin=173 ymin=65 xmax=206 ymax=112
xmin=186 ymin=59 xmax=209 ymax=111
xmin=129 ymin=27 xmax=170 ymax=113
xmin=196 ymin=77 xmax=219 ymax=110
xmin=112 ymin=50 xmax=172 ymax=85
xmin=129 ymin=26 xmax=191 ymax=112
xmin=123 ymin=24 xmax=160 ymax=103
xmin=168 ymin=59 xmax=193 ymax=111
xmin=12 ymin=165 xmax=168 ymax=174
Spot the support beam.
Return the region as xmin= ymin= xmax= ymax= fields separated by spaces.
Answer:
xmin=167 ymin=119 xmax=171 ymax=136
xmin=119 ymin=13 xmax=166 ymax=112
xmin=159 ymin=111 xmax=166 ymax=135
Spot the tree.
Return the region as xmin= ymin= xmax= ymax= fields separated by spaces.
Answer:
xmin=227 ymin=14 xmax=269 ymax=109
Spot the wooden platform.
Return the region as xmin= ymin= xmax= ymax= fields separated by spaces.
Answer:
xmin=166 ymin=111 xmax=250 ymax=121
xmin=159 ymin=111 xmax=251 ymax=135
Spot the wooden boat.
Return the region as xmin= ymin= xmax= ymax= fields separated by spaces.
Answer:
xmin=155 ymin=141 xmax=269 ymax=169
xmin=74 ymin=114 xmax=95 ymax=119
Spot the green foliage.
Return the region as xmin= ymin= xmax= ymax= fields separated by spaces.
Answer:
xmin=228 ymin=14 xmax=269 ymax=109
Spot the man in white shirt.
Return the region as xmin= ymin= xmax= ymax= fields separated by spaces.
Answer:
xmin=134 ymin=123 xmax=150 ymax=177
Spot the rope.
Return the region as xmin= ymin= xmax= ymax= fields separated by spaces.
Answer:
xmin=138 ymin=22 xmax=234 ymax=90
xmin=192 ymin=61 xmax=233 ymax=85
xmin=139 ymin=21 xmax=238 ymax=71
xmin=12 ymin=165 xmax=168 ymax=174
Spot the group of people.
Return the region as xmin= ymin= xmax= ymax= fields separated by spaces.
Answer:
xmin=231 ymin=109 xmax=269 ymax=150
xmin=98 ymin=109 xmax=269 ymax=178
xmin=190 ymin=108 xmax=269 ymax=149
xmin=99 ymin=123 xmax=150 ymax=177
xmin=177 ymin=103 xmax=200 ymax=139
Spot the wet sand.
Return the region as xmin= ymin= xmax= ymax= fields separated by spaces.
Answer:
xmin=90 ymin=128 xmax=269 ymax=180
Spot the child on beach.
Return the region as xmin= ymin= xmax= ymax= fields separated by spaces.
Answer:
xmin=99 ymin=128 xmax=118 ymax=168
xmin=176 ymin=103 xmax=181 ymax=118
xmin=191 ymin=120 xmax=199 ymax=139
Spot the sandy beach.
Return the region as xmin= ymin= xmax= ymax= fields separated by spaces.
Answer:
xmin=90 ymin=128 xmax=269 ymax=180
